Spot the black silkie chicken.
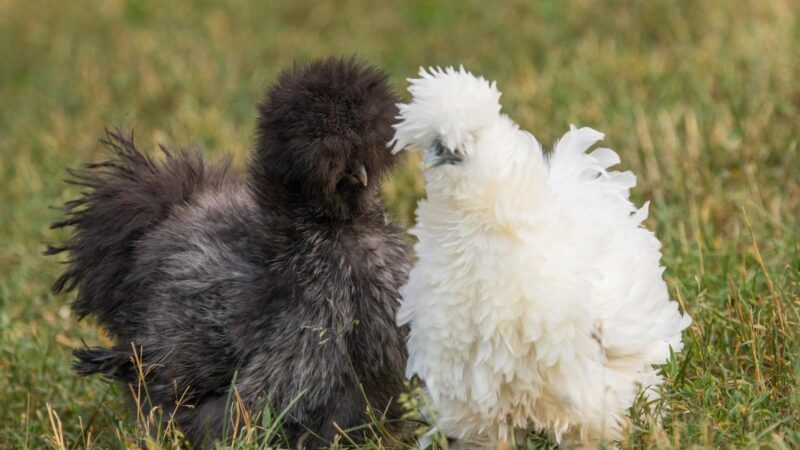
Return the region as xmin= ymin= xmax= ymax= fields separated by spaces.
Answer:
xmin=47 ymin=58 xmax=411 ymax=448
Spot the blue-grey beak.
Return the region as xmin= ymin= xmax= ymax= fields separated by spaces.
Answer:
xmin=423 ymin=139 xmax=463 ymax=169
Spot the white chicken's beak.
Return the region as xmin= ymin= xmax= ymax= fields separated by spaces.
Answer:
xmin=423 ymin=140 xmax=463 ymax=169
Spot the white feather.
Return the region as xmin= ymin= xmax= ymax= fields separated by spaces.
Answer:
xmin=390 ymin=66 xmax=502 ymax=154
xmin=394 ymin=67 xmax=691 ymax=448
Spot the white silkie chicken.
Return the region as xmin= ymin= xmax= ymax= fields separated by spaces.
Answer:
xmin=392 ymin=67 xmax=691 ymax=449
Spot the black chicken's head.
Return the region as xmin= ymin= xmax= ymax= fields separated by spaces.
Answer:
xmin=251 ymin=57 xmax=399 ymax=221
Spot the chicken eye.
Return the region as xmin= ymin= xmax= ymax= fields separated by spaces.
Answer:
xmin=433 ymin=139 xmax=445 ymax=156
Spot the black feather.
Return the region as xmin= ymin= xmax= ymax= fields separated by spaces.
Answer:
xmin=49 ymin=57 xmax=411 ymax=449
xmin=73 ymin=347 xmax=136 ymax=381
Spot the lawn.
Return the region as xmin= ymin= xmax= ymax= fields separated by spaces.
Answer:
xmin=0 ymin=0 xmax=798 ymax=448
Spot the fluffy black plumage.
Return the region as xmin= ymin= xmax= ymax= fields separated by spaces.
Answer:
xmin=47 ymin=58 xmax=411 ymax=448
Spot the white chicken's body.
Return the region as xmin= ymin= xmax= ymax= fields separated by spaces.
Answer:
xmin=393 ymin=68 xmax=691 ymax=448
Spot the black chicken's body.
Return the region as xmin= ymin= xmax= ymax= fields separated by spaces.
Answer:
xmin=48 ymin=59 xmax=410 ymax=448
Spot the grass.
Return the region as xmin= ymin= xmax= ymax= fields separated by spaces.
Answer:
xmin=0 ymin=0 xmax=798 ymax=448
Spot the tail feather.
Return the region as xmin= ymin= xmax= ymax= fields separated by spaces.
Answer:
xmin=547 ymin=125 xmax=637 ymax=206
xmin=47 ymin=128 xmax=231 ymax=335
xmin=73 ymin=347 xmax=136 ymax=381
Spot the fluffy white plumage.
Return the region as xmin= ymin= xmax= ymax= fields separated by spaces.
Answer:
xmin=392 ymin=67 xmax=692 ymax=448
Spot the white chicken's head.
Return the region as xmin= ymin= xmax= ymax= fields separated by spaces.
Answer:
xmin=390 ymin=66 xmax=503 ymax=163
xmin=391 ymin=66 xmax=539 ymax=209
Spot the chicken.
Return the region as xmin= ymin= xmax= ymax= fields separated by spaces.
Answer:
xmin=47 ymin=58 xmax=411 ymax=449
xmin=391 ymin=67 xmax=691 ymax=449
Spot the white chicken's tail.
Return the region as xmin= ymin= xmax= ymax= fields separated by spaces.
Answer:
xmin=546 ymin=126 xmax=640 ymax=215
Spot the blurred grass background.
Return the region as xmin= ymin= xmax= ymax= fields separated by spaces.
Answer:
xmin=1 ymin=0 xmax=798 ymax=448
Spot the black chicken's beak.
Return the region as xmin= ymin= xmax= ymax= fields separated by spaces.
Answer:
xmin=349 ymin=164 xmax=368 ymax=187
